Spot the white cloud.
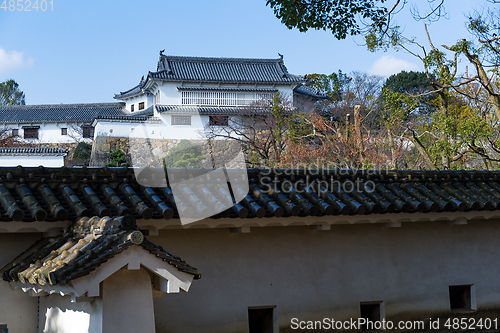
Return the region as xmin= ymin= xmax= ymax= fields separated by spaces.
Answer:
xmin=0 ymin=47 xmax=34 ymax=74
xmin=368 ymin=55 xmax=420 ymax=77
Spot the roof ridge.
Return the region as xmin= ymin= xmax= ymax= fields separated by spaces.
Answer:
xmin=0 ymin=102 xmax=125 ymax=109
xmin=160 ymin=55 xmax=283 ymax=63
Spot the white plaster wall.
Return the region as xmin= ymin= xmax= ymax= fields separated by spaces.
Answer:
xmin=137 ymin=113 xmax=207 ymax=140
xmin=102 ymin=268 xmax=155 ymax=333
xmin=39 ymin=294 xmax=102 ymax=333
xmin=95 ymin=121 xmax=165 ymax=139
xmin=125 ymin=95 xmax=149 ymax=113
xmin=0 ymin=155 xmax=64 ymax=167
xmin=4 ymin=123 xmax=89 ymax=144
xmin=0 ymin=233 xmax=43 ymax=333
xmin=148 ymin=220 xmax=500 ymax=333
xmin=159 ymin=82 xmax=181 ymax=105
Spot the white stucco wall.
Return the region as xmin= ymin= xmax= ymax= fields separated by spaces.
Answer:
xmin=0 ymin=233 xmax=43 ymax=333
xmin=124 ymin=94 xmax=149 ymax=113
xmin=146 ymin=220 xmax=500 ymax=333
xmin=3 ymin=123 xmax=91 ymax=144
xmin=39 ymin=294 xmax=102 ymax=333
xmin=102 ymin=268 xmax=155 ymax=333
xmin=0 ymin=155 xmax=65 ymax=167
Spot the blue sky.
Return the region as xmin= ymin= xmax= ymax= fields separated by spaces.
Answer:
xmin=0 ymin=0 xmax=490 ymax=105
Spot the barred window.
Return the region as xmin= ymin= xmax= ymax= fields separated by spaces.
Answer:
xmin=82 ymin=125 xmax=94 ymax=139
xmin=209 ymin=115 xmax=229 ymax=126
xmin=139 ymin=102 xmax=145 ymax=110
xmin=131 ymin=104 xmax=135 ymax=112
xmin=23 ymin=127 xmax=39 ymax=139
xmin=172 ymin=116 xmax=191 ymax=125
xmin=61 ymin=128 xmax=68 ymax=135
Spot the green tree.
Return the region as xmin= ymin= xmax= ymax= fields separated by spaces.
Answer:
xmin=266 ymin=0 xmax=448 ymax=40
xmin=305 ymin=70 xmax=352 ymax=101
xmin=0 ymin=79 xmax=25 ymax=105
xmin=164 ymin=140 xmax=205 ymax=168
xmin=105 ymin=145 xmax=130 ymax=167
xmin=383 ymin=70 xmax=437 ymax=115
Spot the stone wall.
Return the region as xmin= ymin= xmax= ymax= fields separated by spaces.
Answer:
xmin=90 ymin=136 xmax=245 ymax=168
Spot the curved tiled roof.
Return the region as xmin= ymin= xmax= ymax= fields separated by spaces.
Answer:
xmin=0 ymin=147 xmax=68 ymax=155
xmin=0 ymin=167 xmax=500 ymax=223
xmin=148 ymin=55 xmax=305 ymax=84
xmin=155 ymin=104 xmax=272 ymax=115
xmin=0 ymin=103 xmax=128 ymax=124
xmin=176 ymin=87 xmax=279 ymax=93
xmin=94 ymin=115 xmax=161 ymax=122
xmin=115 ymin=54 xmax=306 ymax=99
xmin=0 ymin=215 xmax=200 ymax=287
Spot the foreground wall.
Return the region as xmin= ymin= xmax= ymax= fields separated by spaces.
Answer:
xmin=0 ymin=233 xmax=41 ymax=333
xmin=148 ymin=220 xmax=500 ymax=333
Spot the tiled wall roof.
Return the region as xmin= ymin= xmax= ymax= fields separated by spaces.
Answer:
xmin=0 ymin=103 xmax=128 ymax=123
xmin=0 ymin=215 xmax=200 ymax=287
xmin=0 ymin=147 xmax=68 ymax=155
xmin=0 ymin=167 xmax=500 ymax=223
xmin=155 ymin=105 xmax=272 ymax=115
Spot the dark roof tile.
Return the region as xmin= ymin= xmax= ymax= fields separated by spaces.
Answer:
xmin=0 ymin=167 xmax=498 ymax=222
xmin=0 ymin=103 xmax=127 ymax=124
xmin=0 ymin=147 xmax=68 ymax=155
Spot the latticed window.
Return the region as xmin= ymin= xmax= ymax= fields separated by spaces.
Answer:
xmin=172 ymin=116 xmax=191 ymax=125
xmin=82 ymin=125 xmax=94 ymax=138
xmin=23 ymin=127 xmax=39 ymax=139
xmin=209 ymin=115 xmax=229 ymax=126
xmin=181 ymin=91 xmax=273 ymax=106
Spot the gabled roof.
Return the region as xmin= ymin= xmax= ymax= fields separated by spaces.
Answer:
xmin=0 ymin=167 xmax=500 ymax=223
xmin=0 ymin=215 xmax=200 ymax=295
xmin=0 ymin=103 xmax=128 ymax=124
xmin=115 ymin=54 xmax=306 ymax=100
xmin=152 ymin=55 xmax=305 ymax=83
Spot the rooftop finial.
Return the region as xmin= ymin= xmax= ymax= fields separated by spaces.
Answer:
xmin=160 ymin=49 xmax=165 ymax=56
xmin=278 ymin=53 xmax=283 ymax=60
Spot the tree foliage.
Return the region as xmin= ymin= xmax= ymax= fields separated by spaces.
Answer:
xmin=266 ymin=0 xmax=449 ymax=42
xmin=105 ymin=145 xmax=130 ymax=167
xmin=164 ymin=140 xmax=205 ymax=168
xmin=0 ymin=79 xmax=25 ymax=105
xmin=73 ymin=142 xmax=92 ymax=160
xmin=305 ymin=70 xmax=351 ymax=101
xmin=266 ymin=0 xmax=388 ymax=39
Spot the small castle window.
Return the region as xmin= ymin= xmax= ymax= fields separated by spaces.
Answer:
xmin=131 ymin=104 xmax=135 ymax=112
xmin=248 ymin=306 xmax=276 ymax=333
xmin=449 ymin=285 xmax=476 ymax=310
xmin=139 ymin=102 xmax=145 ymax=110
xmin=209 ymin=115 xmax=229 ymax=126
xmin=172 ymin=116 xmax=191 ymax=125
xmin=23 ymin=126 xmax=39 ymax=139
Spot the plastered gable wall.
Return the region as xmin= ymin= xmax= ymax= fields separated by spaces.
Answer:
xmin=38 ymin=295 xmax=103 ymax=333
xmin=147 ymin=220 xmax=500 ymax=333
xmin=0 ymin=233 xmax=42 ymax=333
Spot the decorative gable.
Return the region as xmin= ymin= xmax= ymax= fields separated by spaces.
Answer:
xmin=1 ymin=215 xmax=200 ymax=298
